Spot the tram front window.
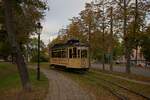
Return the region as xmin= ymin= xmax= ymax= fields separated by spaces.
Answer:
xmin=62 ymin=50 xmax=66 ymax=58
xmin=69 ymin=49 xmax=72 ymax=58
xmin=73 ymin=47 xmax=77 ymax=58
xmin=69 ymin=47 xmax=77 ymax=58
xmin=81 ymin=50 xmax=87 ymax=58
xmin=52 ymin=51 xmax=58 ymax=58
xmin=77 ymin=50 xmax=80 ymax=58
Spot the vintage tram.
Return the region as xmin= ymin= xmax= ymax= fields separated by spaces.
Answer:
xmin=50 ymin=39 xmax=89 ymax=70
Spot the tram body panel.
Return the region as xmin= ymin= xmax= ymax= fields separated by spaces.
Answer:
xmin=50 ymin=58 xmax=68 ymax=66
xmin=67 ymin=58 xmax=81 ymax=68
xmin=81 ymin=58 xmax=89 ymax=68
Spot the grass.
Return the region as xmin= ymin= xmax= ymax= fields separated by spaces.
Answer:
xmin=0 ymin=62 xmax=49 ymax=100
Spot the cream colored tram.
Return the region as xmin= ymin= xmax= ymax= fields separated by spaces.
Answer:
xmin=50 ymin=40 xmax=89 ymax=70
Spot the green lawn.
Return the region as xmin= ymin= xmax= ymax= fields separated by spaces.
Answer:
xmin=0 ymin=62 xmax=49 ymax=100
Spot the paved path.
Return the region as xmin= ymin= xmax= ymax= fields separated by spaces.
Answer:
xmin=92 ymin=63 xmax=150 ymax=77
xmin=41 ymin=69 xmax=95 ymax=100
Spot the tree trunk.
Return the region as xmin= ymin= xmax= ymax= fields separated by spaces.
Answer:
xmin=88 ymin=23 xmax=91 ymax=68
xmin=26 ymin=44 xmax=29 ymax=63
xmin=124 ymin=0 xmax=131 ymax=73
xmin=3 ymin=0 xmax=31 ymax=91
xmin=11 ymin=53 xmax=14 ymax=63
xmin=125 ymin=43 xmax=131 ymax=73
xmin=102 ymin=0 xmax=105 ymax=70
xmin=134 ymin=0 xmax=138 ymax=66
xmin=37 ymin=34 xmax=40 ymax=80
xmin=110 ymin=6 xmax=113 ymax=71
xmin=135 ymin=45 xmax=138 ymax=65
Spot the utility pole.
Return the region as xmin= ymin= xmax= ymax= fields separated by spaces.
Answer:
xmin=36 ymin=22 xmax=43 ymax=80
xmin=49 ymin=37 xmax=51 ymax=67
xmin=37 ymin=33 xmax=40 ymax=80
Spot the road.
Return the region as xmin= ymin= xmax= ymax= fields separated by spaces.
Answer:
xmin=41 ymin=69 xmax=95 ymax=100
xmin=92 ymin=63 xmax=150 ymax=77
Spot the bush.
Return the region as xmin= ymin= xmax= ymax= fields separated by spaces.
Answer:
xmin=31 ymin=52 xmax=49 ymax=62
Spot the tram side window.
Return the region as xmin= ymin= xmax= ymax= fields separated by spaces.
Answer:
xmin=53 ymin=51 xmax=56 ymax=58
xmin=78 ymin=50 xmax=80 ymax=58
xmin=81 ymin=50 xmax=87 ymax=58
xmin=53 ymin=51 xmax=57 ymax=58
xmin=52 ymin=51 xmax=54 ymax=57
xmin=58 ymin=51 xmax=61 ymax=58
xmin=73 ymin=47 xmax=77 ymax=58
xmin=69 ymin=49 xmax=72 ymax=58
xmin=51 ymin=50 xmax=61 ymax=58
xmin=62 ymin=50 xmax=66 ymax=58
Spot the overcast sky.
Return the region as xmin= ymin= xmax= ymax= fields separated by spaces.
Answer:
xmin=40 ymin=0 xmax=91 ymax=45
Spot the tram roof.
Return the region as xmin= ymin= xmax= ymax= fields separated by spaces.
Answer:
xmin=51 ymin=39 xmax=88 ymax=49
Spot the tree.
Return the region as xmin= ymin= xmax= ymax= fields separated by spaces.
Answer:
xmin=129 ymin=0 xmax=150 ymax=65
xmin=0 ymin=42 xmax=11 ymax=60
xmin=141 ymin=26 xmax=150 ymax=62
xmin=108 ymin=6 xmax=114 ymax=71
xmin=80 ymin=3 xmax=95 ymax=68
xmin=2 ymin=0 xmax=48 ymax=90
xmin=3 ymin=0 xmax=31 ymax=90
xmin=27 ymin=37 xmax=47 ymax=62
xmin=113 ymin=0 xmax=132 ymax=73
xmin=123 ymin=0 xmax=131 ymax=73
xmin=0 ymin=28 xmax=11 ymax=60
xmin=94 ymin=0 xmax=118 ymax=70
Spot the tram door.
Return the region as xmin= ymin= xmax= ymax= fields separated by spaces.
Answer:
xmin=81 ymin=49 xmax=88 ymax=67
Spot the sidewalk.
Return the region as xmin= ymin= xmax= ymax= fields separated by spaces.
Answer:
xmin=91 ymin=63 xmax=150 ymax=86
xmin=92 ymin=63 xmax=150 ymax=77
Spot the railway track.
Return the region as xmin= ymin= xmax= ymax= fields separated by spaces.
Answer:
xmin=53 ymin=68 xmax=150 ymax=100
xmin=83 ymin=75 xmax=128 ymax=100
xmin=84 ymin=71 xmax=150 ymax=100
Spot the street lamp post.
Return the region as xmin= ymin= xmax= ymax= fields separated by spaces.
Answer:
xmin=36 ymin=22 xmax=43 ymax=80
